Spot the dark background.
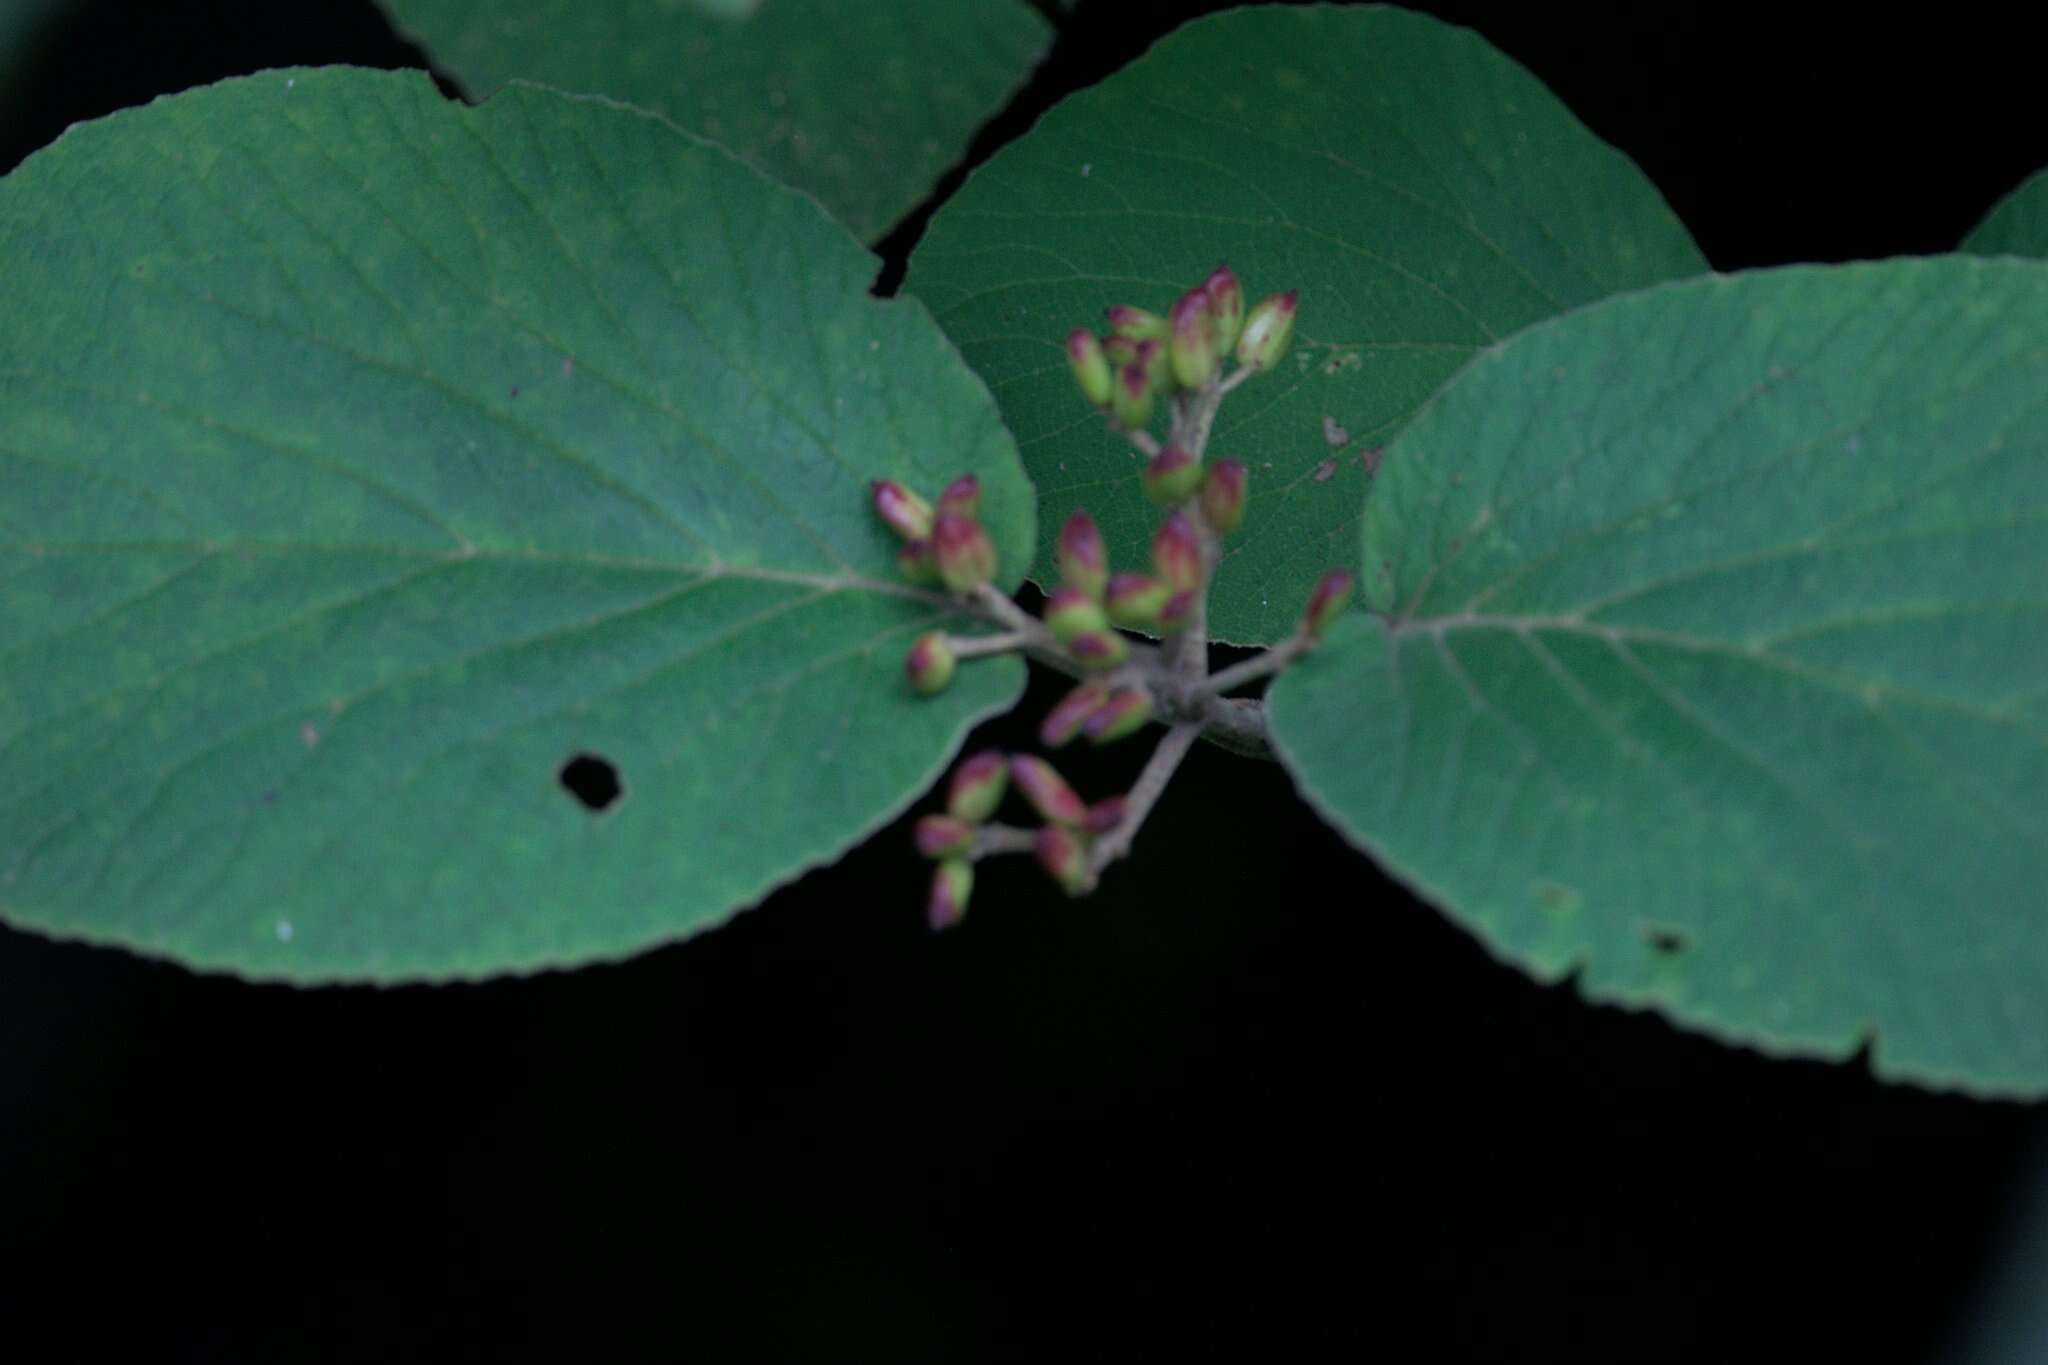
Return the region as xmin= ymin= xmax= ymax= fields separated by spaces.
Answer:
xmin=5 ymin=2 xmax=2047 ymax=1359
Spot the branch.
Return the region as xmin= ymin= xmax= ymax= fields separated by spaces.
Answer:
xmin=1193 ymin=632 xmax=1313 ymax=699
xmin=1086 ymin=721 xmax=1203 ymax=877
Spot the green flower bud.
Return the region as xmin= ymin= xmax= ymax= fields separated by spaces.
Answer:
xmin=1133 ymin=336 xmax=1175 ymax=395
xmin=946 ymin=749 xmax=1009 ymax=823
xmin=1065 ymin=329 xmax=1114 ymax=409
xmin=1066 ymin=628 xmax=1130 ymax=671
xmin=1105 ymin=304 xmax=1169 ymax=341
xmin=1083 ymin=688 xmax=1153 ymax=745
xmin=1039 ymin=680 xmax=1109 ymax=749
xmin=1056 ymin=509 xmax=1109 ymax=600
xmin=897 ymin=538 xmax=940 ymax=586
xmin=905 ymin=631 xmax=956 ymax=695
xmin=936 ymin=473 xmax=981 ymax=520
xmin=915 ymin=813 xmax=975 ymax=860
xmin=1042 ymin=585 xmax=1110 ymax=644
xmin=1110 ymin=361 xmax=1155 ymax=430
xmin=1104 ymin=572 xmax=1173 ymax=631
xmin=932 ymin=511 xmax=998 ymax=593
xmin=1142 ymin=442 xmax=1203 ymax=505
xmin=1035 ymin=824 xmax=1092 ymax=896
xmin=1169 ymin=287 xmax=1220 ymax=390
xmin=1235 ymin=290 xmax=1298 ymax=372
xmin=928 ymin=858 xmax=973 ymax=930
xmin=1301 ymin=568 xmax=1356 ymax=637
xmin=1151 ymin=510 xmax=1203 ymax=593
xmin=1158 ymin=589 xmax=1195 ymax=634
xmin=1201 ymin=458 xmax=1247 ymax=534
xmin=1202 ymin=263 xmax=1244 ymax=355
xmin=1011 ymin=754 xmax=1088 ymax=827
xmin=871 ymin=479 xmax=934 ymax=541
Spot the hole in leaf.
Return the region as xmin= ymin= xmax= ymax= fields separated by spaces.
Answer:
xmin=1644 ymin=927 xmax=1689 ymax=957
xmin=559 ymin=753 xmax=623 ymax=812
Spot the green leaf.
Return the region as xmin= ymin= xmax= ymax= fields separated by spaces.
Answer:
xmin=0 ymin=68 xmax=1032 ymax=982
xmin=376 ymin=0 xmax=1051 ymax=241
xmin=904 ymin=4 xmax=1706 ymax=644
xmin=1962 ymin=168 xmax=2048 ymax=257
xmin=1267 ymin=258 xmax=2048 ymax=1095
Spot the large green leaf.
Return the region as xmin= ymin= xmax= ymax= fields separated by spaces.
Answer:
xmin=377 ymin=0 xmax=1051 ymax=240
xmin=0 ymin=68 xmax=1032 ymax=982
xmin=1962 ymin=168 xmax=2048 ymax=257
xmin=1268 ymin=258 xmax=2048 ymax=1095
xmin=904 ymin=4 xmax=1706 ymax=645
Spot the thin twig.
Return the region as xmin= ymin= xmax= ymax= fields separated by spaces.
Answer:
xmin=948 ymin=630 xmax=1037 ymax=660
xmin=1122 ymin=427 xmax=1162 ymax=460
xmin=1086 ymin=721 xmax=1203 ymax=876
xmin=1194 ymin=633 xmax=1312 ymax=699
xmin=968 ymin=823 xmax=1040 ymax=859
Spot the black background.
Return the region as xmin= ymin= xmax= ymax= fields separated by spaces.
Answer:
xmin=4 ymin=2 xmax=2047 ymax=1360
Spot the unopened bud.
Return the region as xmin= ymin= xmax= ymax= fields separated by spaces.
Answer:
xmin=1202 ymin=263 xmax=1244 ymax=354
xmin=905 ymin=631 xmax=956 ymax=694
xmin=1066 ymin=628 xmax=1130 ymax=671
xmin=1236 ymin=290 xmax=1298 ymax=372
xmin=1104 ymin=572 xmax=1173 ymax=630
xmin=1301 ymin=568 xmax=1356 ymax=637
xmin=1082 ymin=795 xmax=1128 ymax=836
xmin=932 ymin=511 xmax=998 ymax=593
xmin=1142 ymin=443 xmax=1203 ymax=505
xmin=1158 ymin=589 xmax=1195 ymax=634
xmin=1201 ymin=459 xmax=1247 ymax=534
xmin=928 ymin=858 xmax=972 ymax=930
xmin=1110 ymin=361 xmax=1155 ymax=430
xmin=1056 ymin=509 xmax=1108 ymax=600
xmin=1040 ymin=680 xmax=1109 ymax=748
xmin=946 ymin=750 xmax=1009 ymax=823
xmin=1011 ymin=754 xmax=1088 ymax=827
xmin=1066 ymin=329 xmax=1113 ymax=409
xmin=1133 ymin=337 xmax=1174 ymax=395
xmin=1169 ymin=287 xmax=1220 ymax=390
xmin=897 ymin=538 xmax=940 ymax=586
xmin=872 ymin=479 xmax=934 ymax=541
xmin=1083 ymin=688 xmax=1153 ymax=744
xmin=1035 ymin=824 xmax=1092 ymax=895
xmin=936 ymin=473 xmax=981 ymax=520
xmin=915 ymin=813 xmax=975 ymax=860
xmin=1043 ymin=585 xmax=1109 ymax=644
xmin=1105 ymin=304 xmax=1169 ymax=341
xmin=1151 ymin=510 xmax=1203 ymax=593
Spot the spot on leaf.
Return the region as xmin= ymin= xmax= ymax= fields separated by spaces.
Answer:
xmin=559 ymin=753 xmax=624 ymax=812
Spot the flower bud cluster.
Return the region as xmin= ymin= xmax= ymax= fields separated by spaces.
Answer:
xmin=873 ymin=473 xmax=1003 ymax=695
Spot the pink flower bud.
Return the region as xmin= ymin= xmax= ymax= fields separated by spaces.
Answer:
xmin=1235 ymin=290 xmax=1298 ymax=372
xmin=1132 ymin=336 xmax=1174 ymax=394
xmin=1202 ymin=263 xmax=1244 ymax=354
xmin=871 ymin=479 xmax=934 ymax=541
xmin=1039 ymin=680 xmax=1110 ymax=748
xmin=932 ymin=511 xmax=998 ymax=593
xmin=1042 ymin=585 xmax=1110 ymax=644
xmin=1010 ymin=754 xmax=1088 ymax=827
xmin=1056 ymin=508 xmax=1108 ymax=600
xmin=1082 ymin=796 xmax=1128 ymax=836
xmin=1169 ymin=287 xmax=1220 ymax=390
xmin=1065 ymin=329 xmax=1113 ymax=408
xmin=936 ymin=473 xmax=981 ymax=520
xmin=1035 ymin=824 xmax=1092 ymax=896
xmin=928 ymin=858 xmax=972 ymax=930
xmin=1104 ymin=304 xmax=1168 ymax=341
xmin=1142 ymin=442 xmax=1203 ymax=505
xmin=1201 ymin=458 xmax=1247 ymax=534
xmin=897 ymin=538 xmax=940 ymax=586
xmin=1104 ymin=572 xmax=1173 ymax=630
xmin=1157 ymin=589 xmax=1195 ymax=634
xmin=915 ymin=813 xmax=976 ymax=860
xmin=1066 ymin=628 xmax=1130 ymax=671
xmin=1083 ymin=688 xmax=1153 ymax=745
xmin=1110 ymin=361 xmax=1155 ymax=430
xmin=1301 ymin=568 xmax=1356 ymax=637
xmin=905 ymin=631 xmax=956 ymax=695
xmin=946 ymin=750 xmax=1009 ymax=823
xmin=1151 ymin=510 xmax=1203 ymax=593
